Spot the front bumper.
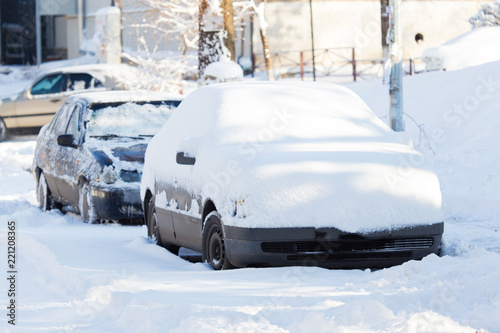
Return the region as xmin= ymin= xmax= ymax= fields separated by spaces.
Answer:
xmin=224 ymin=222 xmax=444 ymax=269
xmin=90 ymin=184 xmax=144 ymax=222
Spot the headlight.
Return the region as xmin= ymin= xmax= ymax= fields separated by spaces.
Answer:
xmin=234 ymin=199 xmax=247 ymax=218
xmin=101 ymin=166 xmax=117 ymax=184
xmin=119 ymin=170 xmax=141 ymax=183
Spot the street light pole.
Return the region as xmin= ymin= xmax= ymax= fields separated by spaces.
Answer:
xmin=36 ymin=0 xmax=42 ymax=66
xmin=389 ymin=0 xmax=404 ymax=131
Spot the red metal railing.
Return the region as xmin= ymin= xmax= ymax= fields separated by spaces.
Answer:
xmin=252 ymin=47 xmax=423 ymax=81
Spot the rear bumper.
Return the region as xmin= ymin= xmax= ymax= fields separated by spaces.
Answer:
xmin=91 ymin=184 xmax=144 ymax=222
xmin=224 ymin=222 xmax=444 ymax=269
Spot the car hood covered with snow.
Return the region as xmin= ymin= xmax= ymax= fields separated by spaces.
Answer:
xmin=142 ymin=82 xmax=443 ymax=233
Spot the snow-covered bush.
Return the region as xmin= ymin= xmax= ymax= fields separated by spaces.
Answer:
xmin=121 ymin=0 xmax=271 ymax=92
xmin=469 ymin=1 xmax=500 ymax=28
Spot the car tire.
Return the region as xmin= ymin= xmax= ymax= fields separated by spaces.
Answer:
xmin=37 ymin=173 xmax=54 ymax=212
xmin=202 ymin=213 xmax=234 ymax=270
xmin=79 ymin=182 xmax=97 ymax=223
xmin=0 ymin=117 xmax=7 ymax=142
xmin=147 ymin=197 xmax=163 ymax=246
xmin=147 ymin=197 xmax=179 ymax=255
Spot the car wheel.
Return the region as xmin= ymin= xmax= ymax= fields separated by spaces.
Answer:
xmin=147 ymin=197 xmax=179 ymax=254
xmin=147 ymin=197 xmax=163 ymax=246
xmin=202 ymin=213 xmax=234 ymax=270
xmin=37 ymin=173 xmax=54 ymax=212
xmin=0 ymin=117 xmax=7 ymax=142
xmin=79 ymin=182 xmax=97 ymax=223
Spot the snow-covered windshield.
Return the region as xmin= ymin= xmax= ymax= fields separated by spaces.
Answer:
xmin=86 ymin=101 xmax=179 ymax=138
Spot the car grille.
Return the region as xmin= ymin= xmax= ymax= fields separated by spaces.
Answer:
xmin=261 ymin=238 xmax=434 ymax=255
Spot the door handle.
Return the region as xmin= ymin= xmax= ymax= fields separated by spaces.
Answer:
xmin=50 ymin=98 xmax=61 ymax=103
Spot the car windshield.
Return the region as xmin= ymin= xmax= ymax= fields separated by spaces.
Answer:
xmin=86 ymin=101 xmax=179 ymax=138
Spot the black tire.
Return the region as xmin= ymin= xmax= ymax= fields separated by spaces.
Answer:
xmin=37 ymin=173 xmax=52 ymax=212
xmin=147 ymin=197 xmax=179 ymax=254
xmin=202 ymin=213 xmax=234 ymax=270
xmin=0 ymin=117 xmax=7 ymax=142
xmin=147 ymin=197 xmax=163 ymax=246
xmin=79 ymin=182 xmax=97 ymax=223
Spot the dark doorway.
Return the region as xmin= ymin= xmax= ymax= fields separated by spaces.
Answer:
xmin=1 ymin=0 xmax=36 ymax=65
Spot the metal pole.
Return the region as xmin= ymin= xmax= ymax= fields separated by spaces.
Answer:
xmin=300 ymin=51 xmax=304 ymax=80
xmin=78 ymin=0 xmax=83 ymax=52
xmin=352 ymin=48 xmax=356 ymax=82
xmin=389 ymin=0 xmax=404 ymax=132
xmin=0 ymin=3 xmax=2 ymax=64
xmin=309 ymin=0 xmax=316 ymax=81
xmin=35 ymin=0 xmax=42 ymax=66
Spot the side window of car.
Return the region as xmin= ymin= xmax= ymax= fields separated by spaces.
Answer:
xmin=65 ymin=105 xmax=83 ymax=142
xmin=51 ymin=103 xmax=74 ymax=135
xmin=31 ymin=74 xmax=66 ymax=95
xmin=67 ymin=73 xmax=103 ymax=91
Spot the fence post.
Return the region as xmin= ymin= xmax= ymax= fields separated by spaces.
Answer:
xmin=300 ymin=51 xmax=304 ymax=80
xmin=352 ymin=48 xmax=357 ymax=82
xmin=252 ymin=53 xmax=256 ymax=77
xmin=410 ymin=58 xmax=414 ymax=75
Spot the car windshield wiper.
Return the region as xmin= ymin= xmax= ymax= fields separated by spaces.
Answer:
xmin=89 ymin=134 xmax=145 ymax=140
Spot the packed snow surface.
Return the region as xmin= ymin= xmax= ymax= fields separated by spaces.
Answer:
xmin=422 ymin=26 xmax=500 ymax=71
xmin=1 ymin=61 xmax=500 ymax=332
xmin=142 ymin=82 xmax=443 ymax=232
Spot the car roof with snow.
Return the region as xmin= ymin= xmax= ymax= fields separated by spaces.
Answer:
xmin=42 ymin=63 xmax=130 ymax=75
xmin=165 ymin=81 xmax=399 ymax=146
xmin=65 ymin=90 xmax=184 ymax=105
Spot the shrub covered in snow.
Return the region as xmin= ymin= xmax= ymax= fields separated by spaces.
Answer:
xmin=469 ymin=1 xmax=500 ymax=28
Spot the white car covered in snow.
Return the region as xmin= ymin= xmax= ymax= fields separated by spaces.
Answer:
xmin=141 ymin=82 xmax=444 ymax=270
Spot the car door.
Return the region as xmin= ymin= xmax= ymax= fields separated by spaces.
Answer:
xmin=54 ymin=103 xmax=84 ymax=205
xmin=162 ymin=153 xmax=203 ymax=251
xmin=37 ymin=101 xmax=74 ymax=201
xmin=170 ymin=186 xmax=203 ymax=251
xmin=13 ymin=73 xmax=67 ymax=128
xmin=153 ymin=181 xmax=178 ymax=247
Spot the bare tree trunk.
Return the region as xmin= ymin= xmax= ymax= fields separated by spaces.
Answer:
xmin=260 ymin=28 xmax=273 ymax=80
xmin=255 ymin=0 xmax=273 ymax=81
xmin=380 ymin=0 xmax=390 ymax=58
xmin=221 ymin=0 xmax=236 ymax=61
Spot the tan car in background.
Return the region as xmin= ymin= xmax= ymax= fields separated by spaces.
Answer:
xmin=0 ymin=64 xmax=124 ymax=142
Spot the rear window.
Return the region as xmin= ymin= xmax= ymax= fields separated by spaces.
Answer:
xmin=86 ymin=100 xmax=181 ymax=138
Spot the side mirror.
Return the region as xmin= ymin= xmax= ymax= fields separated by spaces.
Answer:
xmin=57 ymin=134 xmax=78 ymax=148
xmin=23 ymin=90 xmax=31 ymax=100
xmin=176 ymin=152 xmax=196 ymax=165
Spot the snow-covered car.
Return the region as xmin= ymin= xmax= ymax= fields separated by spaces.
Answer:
xmin=33 ymin=91 xmax=182 ymax=223
xmin=141 ymin=82 xmax=444 ymax=270
xmin=0 ymin=64 xmax=131 ymax=142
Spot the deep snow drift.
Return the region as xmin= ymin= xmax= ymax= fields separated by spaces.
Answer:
xmin=1 ymin=62 xmax=500 ymax=332
xmin=422 ymin=26 xmax=500 ymax=71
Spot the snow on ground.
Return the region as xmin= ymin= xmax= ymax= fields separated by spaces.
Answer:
xmin=1 ymin=62 xmax=500 ymax=332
